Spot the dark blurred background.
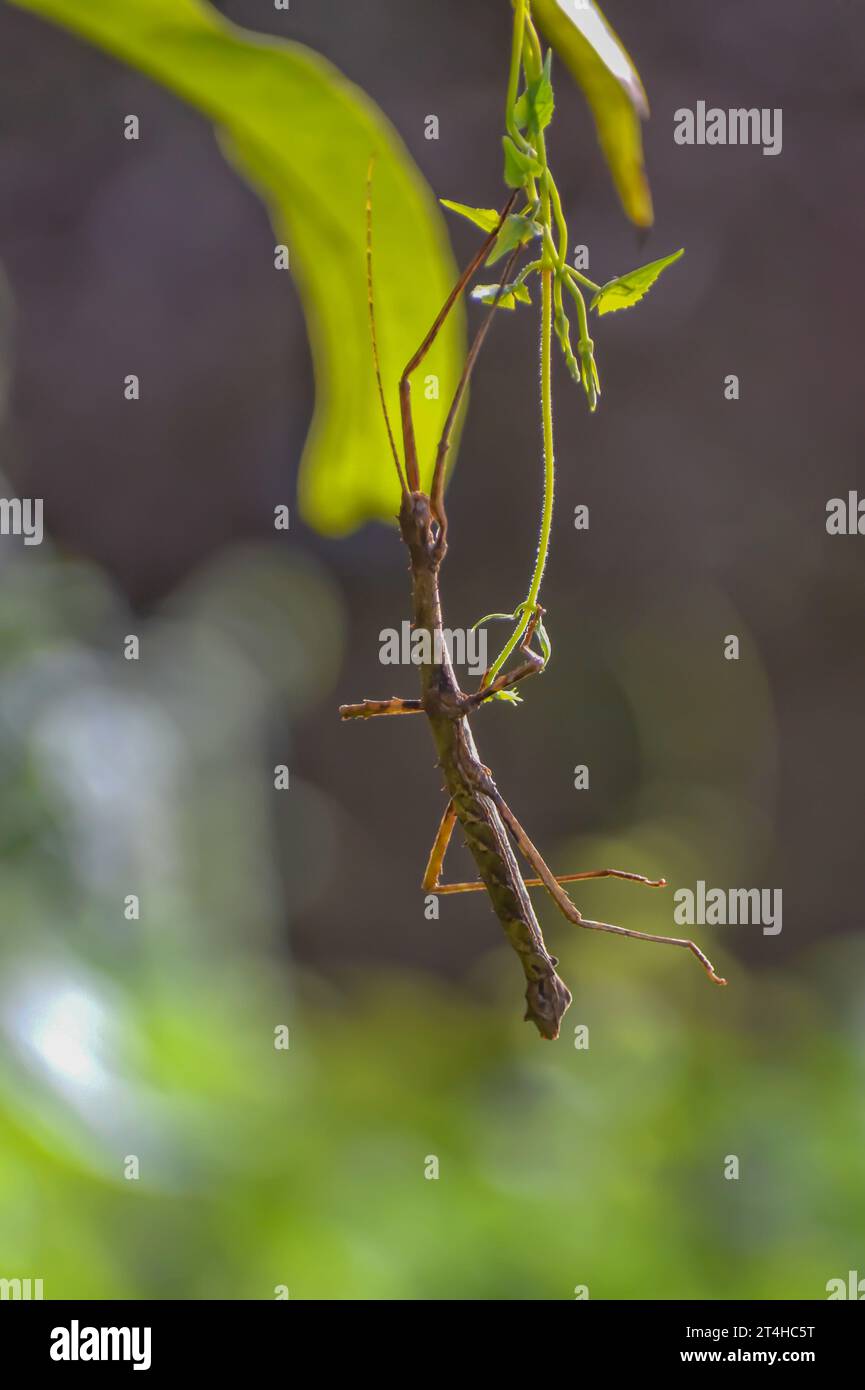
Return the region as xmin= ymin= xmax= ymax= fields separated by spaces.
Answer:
xmin=0 ymin=0 xmax=863 ymax=1300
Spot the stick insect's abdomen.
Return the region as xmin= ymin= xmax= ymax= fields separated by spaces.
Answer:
xmin=444 ymin=754 xmax=572 ymax=1039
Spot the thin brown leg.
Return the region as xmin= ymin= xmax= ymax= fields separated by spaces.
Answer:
xmin=422 ymin=800 xmax=458 ymax=891
xmin=433 ymin=868 xmax=666 ymax=895
xmin=339 ymin=697 xmax=423 ymax=720
xmin=423 ymin=800 xmax=665 ymax=896
xmin=432 ymin=870 xmax=665 ymax=896
xmin=494 ymin=797 xmax=727 ymax=986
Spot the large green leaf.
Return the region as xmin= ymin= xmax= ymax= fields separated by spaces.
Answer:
xmin=11 ymin=0 xmax=464 ymax=534
xmin=532 ymin=0 xmax=654 ymax=228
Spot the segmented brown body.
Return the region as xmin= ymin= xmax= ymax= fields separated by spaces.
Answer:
xmin=401 ymin=491 xmax=571 ymax=1039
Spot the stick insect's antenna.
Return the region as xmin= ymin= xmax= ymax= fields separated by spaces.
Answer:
xmin=366 ymin=157 xmax=408 ymax=500
xmin=399 ymin=191 xmax=518 ymax=497
xmin=430 ymin=244 xmax=522 ymax=534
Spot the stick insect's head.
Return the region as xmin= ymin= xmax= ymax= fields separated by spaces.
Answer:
xmin=525 ymin=967 xmax=572 ymax=1040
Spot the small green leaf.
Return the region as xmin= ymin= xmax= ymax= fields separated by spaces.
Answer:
xmin=502 ymin=136 xmax=543 ymax=189
xmin=590 ymin=248 xmax=684 ymax=315
xmin=513 ymin=51 xmax=555 ymax=134
xmin=440 ymin=199 xmax=501 ymax=233
xmin=485 ymin=213 xmax=542 ymax=266
xmin=537 ymin=50 xmax=555 ymax=121
xmin=471 ymin=612 xmax=518 ymax=631
xmin=535 ymin=615 xmax=552 ymax=666
xmin=471 ymin=280 xmax=532 ymax=311
xmin=493 ymin=689 xmax=524 ymax=706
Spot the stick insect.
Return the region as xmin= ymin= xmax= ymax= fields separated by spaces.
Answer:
xmin=339 ymin=181 xmax=726 ymax=1040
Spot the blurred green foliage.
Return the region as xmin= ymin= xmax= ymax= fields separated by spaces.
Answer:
xmin=0 ymin=532 xmax=863 ymax=1300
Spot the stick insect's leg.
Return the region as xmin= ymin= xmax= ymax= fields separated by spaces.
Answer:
xmin=422 ymin=800 xmax=458 ymax=891
xmin=400 ymin=194 xmax=516 ymax=494
xmin=432 ymin=867 xmax=665 ymax=897
xmin=339 ymin=698 xmax=423 ymax=720
xmin=423 ymin=800 xmax=665 ymax=897
xmin=495 ymin=798 xmax=728 ymax=986
xmin=434 ymin=868 xmax=667 ymax=895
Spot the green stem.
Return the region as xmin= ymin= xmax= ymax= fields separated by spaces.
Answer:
xmin=563 ymin=270 xmax=590 ymax=341
xmin=523 ymin=12 xmax=543 ymax=73
xmin=506 ymin=0 xmax=528 ymax=146
xmin=482 ymin=266 xmax=555 ymax=687
xmin=534 ymin=266 xmax=556 ymax=607
xmin=481 ymin=2 xmax=561 ymax=692
xmin=564 ymin=262 xmax=602 ymax=295
xmin=548 ymin=177 xmax=569 ymax=268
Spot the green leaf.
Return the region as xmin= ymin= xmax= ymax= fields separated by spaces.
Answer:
xmin=471 ymin=612 xmax=520 ymax=631
xmin=532 ymin=0 xmax=654 ymax=228
xmin=502 ymin=136 xmax=543 ymax=189
xmin=535 ymin=50 xmax=556 ymax=128
xmin=535 ymin=614 xmax=552 ymax=666
xmin=513 ymin=51 xmax=555 ymax=134
xmin=440 ymin=200 xmax=501 ymax=233
xmin=485 ymin=213 xmax=542 ymax=266
xmin=590 ymin=249 xmax=684 ymax=315
xmin=471 ymin=281 xmax=532 ymax=311
xmin=11 ymin=0 xmax=466 ymax=536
